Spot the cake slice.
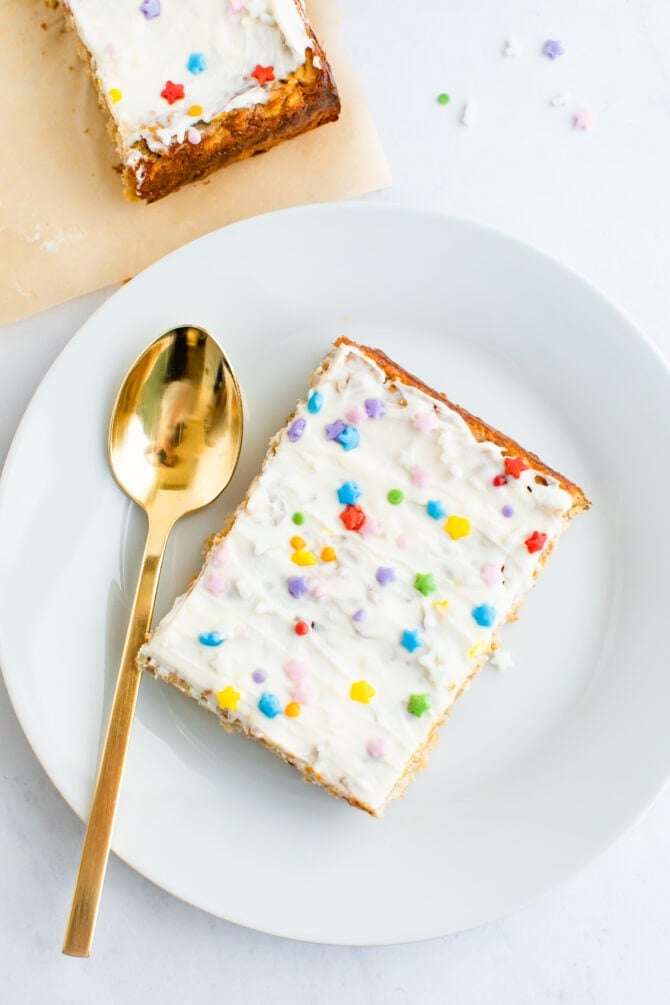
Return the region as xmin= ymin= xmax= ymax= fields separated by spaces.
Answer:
xmin=140 ymin=338 xmax=589 ymax=816
xmin=53 ymin=0 xmax=340 ymax=202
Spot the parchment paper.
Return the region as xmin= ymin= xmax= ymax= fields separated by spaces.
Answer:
xmin=0 ymin=0 xmax=390 ymax=324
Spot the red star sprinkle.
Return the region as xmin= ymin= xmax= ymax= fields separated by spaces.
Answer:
xmin=492 ymin=474 xmax=508 ymax=487
xmin=161 ymin=80 xmax=185 ymax=104
xmin=251 ymin=64 xmax=275 ymax=84
xmin=504 ymin=456 xmax=529 ymax=479
xmin=295 ymin=620 xmax=310 ymax=636
xmin=525 ymin=531 xmax=547 ymax=554
xmin=340 ymin=505 xmax=366 ymax=532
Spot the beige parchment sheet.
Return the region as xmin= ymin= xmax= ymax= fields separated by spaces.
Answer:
xmin=0 ymin=0 xmax=390 ymax=324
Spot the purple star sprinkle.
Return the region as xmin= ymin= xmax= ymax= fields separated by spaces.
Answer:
xmin=543 ymin=39 xmax=564 ymax=59
xmin=365 ymin=398 xmax=386 ymax=419
xmin=376 ymin=567 xmax=396 ymax=587
xmin=288 ymin=418 xmax=306 ymax=442
xmin=502 ymin=505 xmax=515 ymax=518
xmin=140 ymin=0 xmax=161 ymax=18
xmin=325 ymin=419 xmax=346 ymax=441
xmin=353 ymin=609 xmax=366 ymax=622
xmin=288 ymin=576 xmax=309 ymax=599
xmin=252 ymin=669 xmax=267 ymax=683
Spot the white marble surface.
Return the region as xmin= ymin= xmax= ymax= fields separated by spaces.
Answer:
xmin=2 ymin=1 xmax=670 ymax=1001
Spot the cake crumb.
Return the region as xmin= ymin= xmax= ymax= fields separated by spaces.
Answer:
xmin=490 ymin=650 xmax=514 ymax=671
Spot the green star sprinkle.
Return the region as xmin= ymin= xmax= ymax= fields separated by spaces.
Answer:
xmin=292 ymin=512 xmax=305 ymax=525
xmin=437 ymin=92 xmax=450 ymax=105
xmin=407 ymin=693 xmax=431 ymax=718
xmin=387 ymin=488 xmax=404 ymax=505
xmin=414 ymin=572 xmax=437 ymax=597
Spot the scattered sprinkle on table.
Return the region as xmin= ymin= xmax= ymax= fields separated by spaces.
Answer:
xmin=543 ymin=39 xmax=565 ymax=59
xmin=502 ymin=38 xmax=523 ymax=57
xmin=550 ymin=91 xmax=572 ymax=107
xmin=573 ymin=109 xmax=595 ymax=131
xmin=437 ymin=92 xmax=450 ymax=105
xmin=461 ymin=99 xmax=478 ymax=127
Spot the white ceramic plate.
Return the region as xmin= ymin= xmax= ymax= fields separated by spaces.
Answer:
xmin=2 ymin=204 xmax=669 ymax=945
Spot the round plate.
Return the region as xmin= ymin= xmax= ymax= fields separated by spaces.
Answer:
xmin=1 ymin=205 xmax=669 ymax=945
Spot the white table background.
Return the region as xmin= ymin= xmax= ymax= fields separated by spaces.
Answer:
xmin=2 ymin=1 xmax=670 ymax=1001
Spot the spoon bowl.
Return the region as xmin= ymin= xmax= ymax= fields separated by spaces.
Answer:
xmin=109 ymin=325 xmax=243 ymax=513
xmin=63 ymin=325 xmax=243 ymax=958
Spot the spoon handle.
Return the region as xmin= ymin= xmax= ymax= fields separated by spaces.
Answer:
xmin=62 ymin=515 xmax=170 ymax=957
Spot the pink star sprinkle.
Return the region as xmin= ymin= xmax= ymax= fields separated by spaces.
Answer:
xmin=573 ymin=109 xmax=594 ymax=131
xmin=210 ymin=543 xmax=227 ymax=566
xmin=346 ymin=406 xmax=366 ymax=424
xmin=412 ymin=411 xmax=439 ymax=433
xmin=481 ymin=563 xmax=502 ymax=586
xmin=284 ymin=659 xmax=307 ymax=682
xmin=410 ymin=466 xmax=430 ymax=487
xmin=291 ymin=683 xmax=314 ymax=705
xmin=359 ymin=516 xmax=381 ymax=538
xmin=367 ymin=738 xmax=386 ymax=760
xmin=204 ymin=572 xmax=227 ymax=596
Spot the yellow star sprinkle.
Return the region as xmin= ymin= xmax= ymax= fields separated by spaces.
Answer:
xmin=445 ymin=515 xmax=471 ymax=539
xmin=433 ymin=599 xmax=449 ymax=611
xmin=468 ymin=641 xmax=487 ymax=660
xmin=188 ymin=104 xmax=203 ymax=116
xmin=321 ymin=546 xmax=337 ymax=562
xmin=109 ymin=88 xmax=122 ymax=104
xmin=216 ymin=685 xmax=240 ymax=711
xmin=290 ymin=536 xmax=306 ymax=550
xmin=292 ymin=549 xmax=318 ymax=566
xmin=350 ymin=680 xmax=376 ymax=704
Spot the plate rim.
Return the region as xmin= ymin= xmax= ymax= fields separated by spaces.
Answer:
xmin=2 ymin=201 xmax=670 ymax=945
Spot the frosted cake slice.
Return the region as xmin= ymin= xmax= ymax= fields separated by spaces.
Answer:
xmin=140 ymin=338 xmax=589 ymax=816
xmin=55 ymin=0 xmax=339 ymax=202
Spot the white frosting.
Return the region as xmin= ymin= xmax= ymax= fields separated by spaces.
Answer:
xmin=144 ymin=345 xmax=575 ymax=815
xmin=66 ymin=0 xmax=312 ymax=154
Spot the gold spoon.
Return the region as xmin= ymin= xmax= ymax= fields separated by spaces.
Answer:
xmin=62 ymin=325 xmax=243 ymax=957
